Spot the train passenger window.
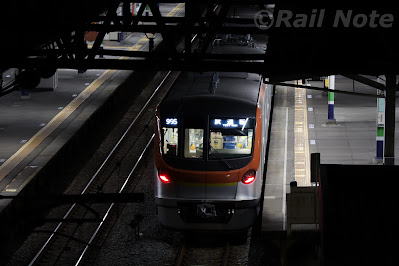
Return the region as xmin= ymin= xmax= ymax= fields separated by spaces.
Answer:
xmin=162 ymin=127 xmax=178 ymax=156
xmin=184 ymin=129 xmax=204 ymax=158
xmin=209 ymin=118 xmax=254 ymax=159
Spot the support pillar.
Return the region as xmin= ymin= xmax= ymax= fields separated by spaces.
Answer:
xmin=384 ymin=75 xmax=396 ymax=165
xmin=185 ymin=1 xmax=193 ymax=55
xmin=99 ymin=41 xmax=104 ymax=59
xmin=326 ymin=75 xmax=336 ymax=124
xmin=375 ymin=78 xmax=385 ymax=163
xmin=76 ymin=69 xmax=86 ymax=78
xmin=20 ymin=88 xmax=30 ymax=99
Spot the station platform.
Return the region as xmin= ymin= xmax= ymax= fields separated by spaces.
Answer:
xmin=262 ymin=75 xmax=399 ymax=232
xmin=0 ymin=67 xmax=130 ymax=210
xmin=0 ymin=4 xmax=185 ymax=214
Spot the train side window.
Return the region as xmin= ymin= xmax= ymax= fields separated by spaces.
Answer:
xmin=162 ymin=127 xmax=178 ymax=156
xmin=184 ymin=129 xmax=204 ymax=159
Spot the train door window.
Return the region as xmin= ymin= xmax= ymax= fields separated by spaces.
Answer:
xmin=162 ymin=127 xmax=178 ymax=156
xmin=209 ymin=118 xmax=254 ymax=159
xmin=184 ymin=129 xmax=204 ymax=158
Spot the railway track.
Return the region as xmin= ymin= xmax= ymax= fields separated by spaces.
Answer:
xmin=8 ymin=5 xmax=221 ymax=264
xmin=28 ymin=70 xmax=180 ymax=266
xmin=175 ymin=232 xmax=251 ymax=266
xmin=176 ymin=241 xmax=231 ymax=266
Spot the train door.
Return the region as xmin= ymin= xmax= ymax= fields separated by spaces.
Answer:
xmin=176 ymin=117 xmax=207 ymax=199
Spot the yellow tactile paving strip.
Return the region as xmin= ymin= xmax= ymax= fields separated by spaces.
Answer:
xmin=167 ymin=3 xmax=185 ymax=17
xmin=294 ymin=82 xmax=311 ymax=186
xmin=0 ymin=70 xmax=116 ymax=183
xmin=0 ymin=4 xmax=186 ymax=184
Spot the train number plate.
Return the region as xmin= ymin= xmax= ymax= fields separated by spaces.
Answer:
xmin=197 ymin=204 xmax=216 ymax=218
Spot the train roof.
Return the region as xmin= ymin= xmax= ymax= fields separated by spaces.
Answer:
xmin=160 ymin=40 xmax=265 ymax=117
xmin=167 ymin=71 xmax=261 ymax=101
xmin=160 ymin=71 xmax=262 ymax=118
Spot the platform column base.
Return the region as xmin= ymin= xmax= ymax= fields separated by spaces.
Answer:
xmin=75 ymin=70 xmax=87 ymax=78
xmin=325 ymin=119 xmax=336 ymax=125
xmin=20 ymin=89 xmax=30 ymax=99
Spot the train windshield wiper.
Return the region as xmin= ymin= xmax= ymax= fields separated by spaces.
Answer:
xmin=209 ymin=145 xmax=232 ymax=170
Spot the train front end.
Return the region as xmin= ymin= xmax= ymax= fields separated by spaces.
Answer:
xmin=154 ymin=79 xmax=267 ymax=231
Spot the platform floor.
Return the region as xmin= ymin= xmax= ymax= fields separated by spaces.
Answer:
xmin=0 ymin=4 xmax=185 ymax=213
xmin=262 ymin=76 xmax=399 ymax=232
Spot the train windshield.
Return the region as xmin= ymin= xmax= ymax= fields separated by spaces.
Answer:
xmin=183 ymin=116 xmax=205 ymax=159
xmin=209 ymin=118 xmax=254 ymax=159
xmin=184 ymin=129 xmax=204 ymax=158
xmin=162 ymin=127 xmax=178 ymax=156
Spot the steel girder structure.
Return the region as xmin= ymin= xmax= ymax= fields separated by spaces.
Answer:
xmin=2 ymin=0 xmax=399 ymax=95
xmin=2 ymin=1 xmax=270 ymax=74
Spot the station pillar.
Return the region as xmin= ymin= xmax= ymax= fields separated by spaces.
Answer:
xmin=375 ymin=82 xmax=385 ymax=163
xmin=20 ymin=88 xmax=30 ymax=99
xmin=99 ymin=41 xmax=104 ymax=59
xmin=326 ymin=75 xmax=336 ymax=124
xmin=384 ymin=75 xmax=396 ymax=165
xmin=76 ymin=69 xmax=86 ymax=78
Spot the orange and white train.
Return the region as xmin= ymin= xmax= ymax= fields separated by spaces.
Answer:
xmin=154 ymin=70 xmax=273 ymax=231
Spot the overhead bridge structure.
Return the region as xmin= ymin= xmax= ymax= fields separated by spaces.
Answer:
xmin=1 ymin=0 xmax=399 ymax=79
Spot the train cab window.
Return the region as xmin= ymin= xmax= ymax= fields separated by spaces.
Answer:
xmin=209 ymin=118 xmax=254 ymax=159
xmin=184 ymin=129 xmax=204 ymax=158
xmin=162 ymin=127 xmax=178 ymax=156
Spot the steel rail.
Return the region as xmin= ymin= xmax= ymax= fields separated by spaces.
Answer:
xmin=75 ymin=134 xmax=154 ymax=265
xmin=29 ymin=70 xmax=172 ymax=266
xmin=31 ymin=2 xmax=216 ymax=263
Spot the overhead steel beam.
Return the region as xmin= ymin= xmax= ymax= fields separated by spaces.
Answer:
xmin=12 ymin=57 xmax=398 ymax=77
xmin=198 ymin=0 xmax=232 ymax=53
xmin=341 ymin=74 xmax=387 ymax=91
xmin=78 ymin=24 xmax=268 ymax=35
xmin=87 ymin=0 xmax=122 ymax=61
xmin=91 ymin=17 xmax=258 ymax=24
xmin=16 ymin=58 xmax=266 ymax=73
xmin=265 ymin=81 xmax=383 ymax=98
xmin=28 ymin=49 xmax=266 ymax=60
xmin=148 ymin=2 xmax=177 ymax=52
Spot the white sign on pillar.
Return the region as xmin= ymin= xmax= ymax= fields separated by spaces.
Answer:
xmin=377 ymin=112 xmax=385 ymax=125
